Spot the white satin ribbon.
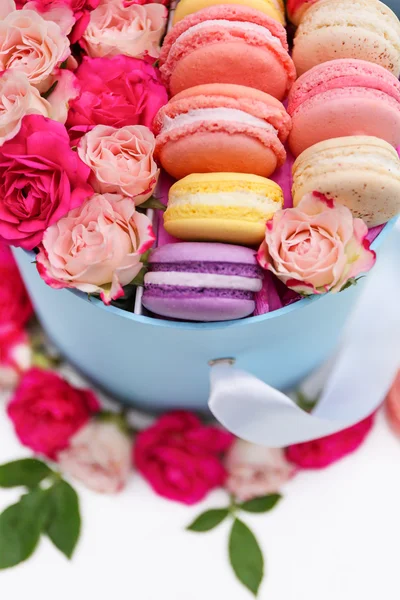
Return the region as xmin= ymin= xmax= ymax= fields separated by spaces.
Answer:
xmin=209 ymin=221 xmax=400 ymax=447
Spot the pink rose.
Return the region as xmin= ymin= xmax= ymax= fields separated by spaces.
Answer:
xmin=0 ymin=8 xmax=70 ymax=93
xmin=225 ymin=441 xmax=295 ymax=502
xmin=78 ymin=125 xmax=159 ymax=204
xmin=0 ymin=70 xmax=76 ymax=147
xmin=82 ymin=1 xmax=167 ymax=60
xmin=7 ymin=367 xmax=100 ymax=459
xmin=0 ymin=241 xmax=33 ymax=333
xmin=0 ymin=115 xmax=93 ymax=250
xmin=0 ymin=329 xmax=31 ymax=390
xmin=134 ymin=411 xmax=234 ymax=505
xmin=385 ymin=370 xmax=400 ymax=436
xmin=257 ymin=192 xmax=376 ymax=295
xmin=66 ymin=55 xmax=167 ymax=141
xmin=285 ymin=414 xmax=375 ymax=469
xmin=44 ymin=68 xmax=80 ymax=124
xmin=58 ymin=419 xmax=132 ymax=493
xmin=36 ymin=193 xmax=155 ymax=304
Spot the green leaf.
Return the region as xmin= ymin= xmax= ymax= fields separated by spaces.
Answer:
xmin=239 ymin=494 xmax=282 ymax=514
xmin=130 ymin=267 xmax=147 ymax=287
xmin=42 ymin=80 xmax=58 ymax=99
xmin=0 ymin=489 xmax=49 ymax=569
xmin=0 ymin=459 xmax=53 ymax=489
xmin=296 ymin=390 xmax=318 ymax=413
xmin=187 ymin=509 xmax=229 ymax=532
xmin=138 ymin=197 xmax=166 ymax=211
xmin=229 ymin=518 xmax=264 ymax=596
xmin=45 ymin=480 xmax=81 ymax=559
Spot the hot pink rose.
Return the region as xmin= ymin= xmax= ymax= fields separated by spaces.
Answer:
xmin=7 ymin=367 xmax=100 ymax=459
xmin=58 ymin=419 xmax=132 ymax=493
xmin=78 ymin=125 xmax=159 ymax=204
xmin=0 ymin=8 xmax=70 ymax=93
xmin=0 ymin=241 xmax=33 ymax=333
xmin=82 ymin=0 xmax=167 ymax=60
xmin=0 ymin=115 xmax=93 ymax=250
xmin=285 ymin=414 xmax=375 ymax=469
xmin=36 ymin=193 xmax=155 ymax=304
xmin=0 ymin=329 xmax=31 ymax=390
xmin=66 ymin=55 xmax=167 ymax=140
xmin=225 ymin=441 xmax=295 ymax=501
xmin=385 ymin=370 xmax=400 ymax=436
xmin=134 ymin=411 xmax=234 ymax=505
xmin=257 ymin=192 xmax=376 ymax=295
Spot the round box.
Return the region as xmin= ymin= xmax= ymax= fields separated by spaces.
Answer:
xmin=13 ymin=221 xmax=394 ymax=411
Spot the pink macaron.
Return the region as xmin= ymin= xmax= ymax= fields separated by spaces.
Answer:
xmin=287 ymin=59 xmax=400 ymax=157
xmin=154 ymin=83 xmax=291 ymax=179
xmin=159 ymin=5 xmax=296 ymax=100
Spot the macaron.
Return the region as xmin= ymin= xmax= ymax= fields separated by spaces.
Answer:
xmin=160 ymin=5 xmax=296 ymax=99
xmin=154 ymin=83 xmax=291 ymax=179
xmin=142 ymin=242 xmax=263 ymax=321
xmin=173 ymin=0 xmax=286 ymax=25
xmin=292 ymin=136 xmax=400 ymax=226
xmin=164 ymin=173 xmax=284 ymax=245
xmin=292 ymin=0 xmax=400 ymax=77
xmin=288 ymin=59 xmax=400 ymax=156
xmin=286 ymin=0 xmax=318 ymax=25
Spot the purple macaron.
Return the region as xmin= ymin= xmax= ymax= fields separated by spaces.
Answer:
xmin=142 ymin=242 xmax=263 ymax=322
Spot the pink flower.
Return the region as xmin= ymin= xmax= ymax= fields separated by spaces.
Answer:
xmin=0 ymin=241 xmax=33 ymax=333
xmin=385 ymin=370 xmax=400 ymax=436
xmin=0 ymin=8 xmax=70 ymax=93
xmin=285 ymin=414 xmax=375 ymax=469
xmin=58 ymin=419 xmax=132 ymax=493
xmin=78 ymin=125 xmax=159 ymax=204
xmin=0 ymin=115 xmax=93 ymax=250
xmin=134 ymin=411 xmax=234 ymax=505
xmin=225 ymin=441 xmax=295 ymax=501
xmin=7 ymin=367 xmax=100 ymax=459
xmin=44 ymin=69 xmax=80 ymax=124
xmin=66 ymin=55 xmax=167 ymax=140
xmin=0 ymin=329 xmax=31 ymax=390
xmin=36 ymin=193 xmax=155 ymax=304
xmin=257 ymin=192 xmax=376 ymax=295
xmin=81 ymin=0 xmax=167 ymax=60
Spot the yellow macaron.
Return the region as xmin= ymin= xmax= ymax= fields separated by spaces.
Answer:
xmin=172 ymin=0 xmax=286 ymax=24
xmin=164 ymin=172 xmax=284 ymax=246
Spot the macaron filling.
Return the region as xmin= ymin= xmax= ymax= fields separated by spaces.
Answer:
xmin=168 ymin=191 xmax=280 ymax=210
xmin=145 ymin=272 xmax=262 ymax=291
xmin=174 ymin=19 xmax=284 ymax=48
xmin=161 ymin=107 xmax=277 ymax=134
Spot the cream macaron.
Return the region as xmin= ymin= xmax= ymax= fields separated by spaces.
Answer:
xmin=292 ymin=136 xmax=400 ymax=226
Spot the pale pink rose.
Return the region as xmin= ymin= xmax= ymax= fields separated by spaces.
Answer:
xmin=0 ymin=9 xmax=70 ymax=93
xmin=225 ymin=440 xmax=295 ymax=501
xmin=45 ymin=69 xmax=80 ymax=124
xmin=0 ymin=70 xmax=51 ymax=146
xmin=36 ymin=193 xmax=155 ymax=304
xmin=82 ymin=1 xmax=167 ymax=60
xmin=78 ymin=125 xmax=159 ymax=205
xmin=257 ymin=192 xmax=376 ymax=295
xmin=0 ymin=329 xmax=32 ymax=390
xmin=23 ymin=1 xmax=76 ymax=35
xmin=0 ymin=0 xmax=16 ymax=18
xmin=58 ymin=420 xmax=132 ymax=494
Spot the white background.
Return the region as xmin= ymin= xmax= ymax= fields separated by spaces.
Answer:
xmin=1 ymin=399 xmax=400 ymax=600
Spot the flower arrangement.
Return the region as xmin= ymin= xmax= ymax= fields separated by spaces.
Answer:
xmin=1 ymin=242 xmax=396 ymax=595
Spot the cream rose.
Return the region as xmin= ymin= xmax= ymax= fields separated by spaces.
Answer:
xmin=257 ymin=192 xmax=376 ymax=295
xmin=225 ymin=440 xmax=294 ymax=501
xmin=0 ymin=9 xmax=70 ymax=93
xmin=78 ymin=125 xmax=159 ymax=205
xmin=57 ymin=420 xmax=132 ymax=494
xmin=82 ymin=1 xmax=167 ymax=60
xmin=36 ymin=193 xmax=155 ymax=304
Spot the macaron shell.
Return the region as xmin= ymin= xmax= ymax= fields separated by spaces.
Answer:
xmin=292 ymin=0 xmax=400 ymax=77
xmin=166 ymin=41 xmax=292 ymax=100
xmin=157 ymin=129 xmax=281 ymax=179
xmin=292 ymin=137 xmax=400 ymax=226
xmin=164 ymin=217 xmax=268 ymax=246
xmin=142 ymin=294 xmax=256 ymax=321
xmin=288 ymin=87 xmax=400 ymax=156
xmin=149 ymin=241 xmax=259 ymax=263
xmin=173 ymin=0 xmax=285 ymax=25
